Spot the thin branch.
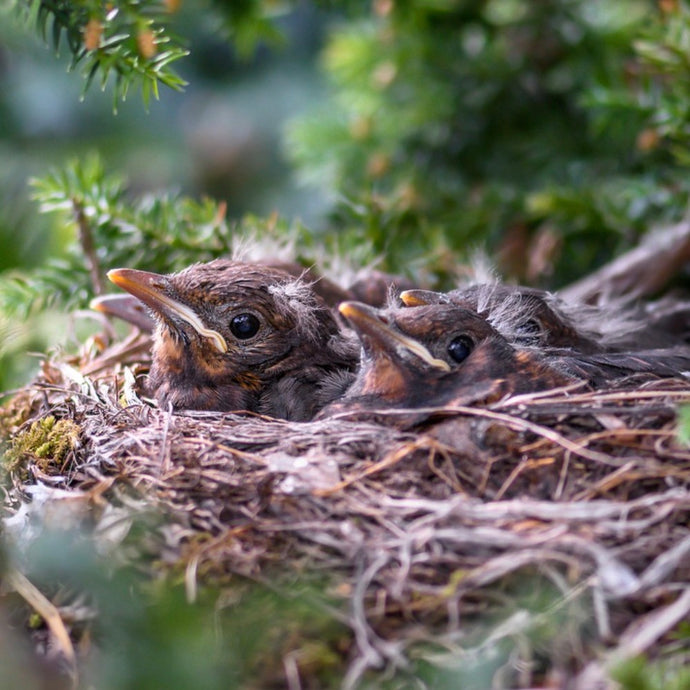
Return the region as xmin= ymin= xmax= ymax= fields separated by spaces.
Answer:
xmin=72 ymin=197 xmax=104 ymax=295
xmin=5 ymin=568 xmax=78 ymax=689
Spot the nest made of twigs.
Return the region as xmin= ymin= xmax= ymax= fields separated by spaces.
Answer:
xmin=2 ymin=332 xmax=690 ymax=689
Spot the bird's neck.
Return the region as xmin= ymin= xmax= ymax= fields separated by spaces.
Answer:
xmin=149 ymin=330 xmax=261 ymax=412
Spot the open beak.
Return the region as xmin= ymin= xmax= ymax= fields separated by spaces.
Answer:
xmin=399 ymin=289 xmax=445 ymax=307
xmin=339 ymin=301 xmax=450 ymax=372
xmin=107 ymin=268 xmax=228 ymax=353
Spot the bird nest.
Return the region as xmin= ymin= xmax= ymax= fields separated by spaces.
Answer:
xmin=2 ymin=331 xmax=690 ymax=688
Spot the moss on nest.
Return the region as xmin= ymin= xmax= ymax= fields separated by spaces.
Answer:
xmin=4 ymin=416 xmax=80 ymax=476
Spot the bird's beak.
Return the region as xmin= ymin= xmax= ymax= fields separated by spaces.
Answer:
xmin=339 ymin=301 xmax=450 ymax=371
xmin=90 ymin=294 xmax=155 ymax=332
xmin=399 ymin=289 xmax=445 ymax=307
xmin=107 ymin=268 xmax=228 ymax=353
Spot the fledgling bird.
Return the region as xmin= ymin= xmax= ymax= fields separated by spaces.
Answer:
xmin=323 ymin=301 xmax=690 ymax=415
xmin=95 ymin=260 xmax=353 ymax=333
xmin=322 ymin=301 xmax=574 ymax=415
xmin=399 ymin=285 xmax=605 ymax=352
xmin=107 ymin=260 xmax=358 ymax=420
xmin=399 ymin=284 xmax=690 ymax=352
xmin=93 ymin=263 xmax=417 ymax=331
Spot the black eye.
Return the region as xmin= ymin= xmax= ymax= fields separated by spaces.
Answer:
xmin=230 ymin=313 xmax=260 ymax=339
xmin=447 ymin=335 xmax=473 ymax=363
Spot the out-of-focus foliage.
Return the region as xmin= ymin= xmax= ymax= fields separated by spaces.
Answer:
xmin=599 ymin=2 xmax=690 ymax=161
xmin=287 ymin=0 xmax=690 ymax=285
xmin=11 ymin=0 xmax=189 ymax=106
xmin=612 ymin=651 xmax=690 ymax=690
xmin=0 ymin=524 xmax=349 ymax=690
xmin=9 ymin=1 xmax=690 ymax=287
xmin=0 ymin=155 xmax=350 ymax=322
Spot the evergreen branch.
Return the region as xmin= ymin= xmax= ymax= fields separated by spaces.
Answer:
xmin=0 ymin=156 xmax=323 ymax=319
xmin=0 ymin=262 xmax=88 ymax=320
xmin=0 ymin=152 xmax=380 ymax=321
xmin=14 ymin=0 xmax=189 ymax=106
xmin=9 ymin=0 xmax=321 ymax=105
xmin=72 ymin=197 xmax=104 ymax=296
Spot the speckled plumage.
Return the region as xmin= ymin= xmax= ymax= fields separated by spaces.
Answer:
xmin=324 ymin=300 xmax=690 ymax=415
xmin=400 ymin=283 xmax=690 ymax=352
xmin=108 ymin=260 xmax=358 ymax=420
xmin=323 ymin=302 xmax=573 ymax=415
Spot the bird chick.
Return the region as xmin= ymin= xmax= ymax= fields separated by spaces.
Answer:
xmin=108 ymin=260 xmax=358 ymax=420
xmin=324 ymin=300 xmax=690 ymax=415
xmin=95 ymin=261 xmax=352 ymax=333
xmin=95 ymin=263 xmax=417 ymax=331
xmin=399 ymin=285 xmax=604 ymax=352
xmin=400 ymin=284 xmax=690 ymax=352
xmin=323 ymin=301 xmax=572 ymax=414
xmin=548 ymin=344 xmax=690 ymax=387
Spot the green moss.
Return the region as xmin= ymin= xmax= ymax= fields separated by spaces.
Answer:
xmin=4 ymin=415 xmax=80 ymax=475
xmin=677 ymin=405 xmax=690 ymax=447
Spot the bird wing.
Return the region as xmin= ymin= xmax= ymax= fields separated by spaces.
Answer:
xmin=548 ymin=346 xmax=690 ymax=386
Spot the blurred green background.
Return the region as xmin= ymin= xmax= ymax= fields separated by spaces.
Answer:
xmin=2 ymin=0 xmax=690 ymax=392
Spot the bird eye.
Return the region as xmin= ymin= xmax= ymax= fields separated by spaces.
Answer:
xmin=447 ymin=335 xmax=473 ymax=363
xmin=229 ymin=313 xmax=260 ymax=339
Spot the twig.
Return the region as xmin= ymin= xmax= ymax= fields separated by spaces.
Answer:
xmin=381 ymin=487 xmax=690 ymax=523
xmin=314 ymin=438 xmax=433 ymax=496
xmin=5 ymin=568 xmax=78 ymax=689
xmin=72 ymin=197 xmax=104 ymax=296
xmin=615 ymin=586 xmax=690 ymax=657
xmin=559 ymin=220 xmax=690 ymax=302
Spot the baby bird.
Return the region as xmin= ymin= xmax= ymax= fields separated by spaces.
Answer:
xmin=94 ymin=264 xmax=417 ymax=331
xmin=95 ymin=261 xmax=353 ymax=333
xmin=323 ymin=301 xmax=573 ymax=414
xmin=108 ymin=260 xmax=358 ymax=420
xmin=324 ymin=300 xmax=690 ymax=415
xmin=399 ymin=284 xmax=690 ymax=352
xmin=399 ymin=285 xmax=604 ymax=352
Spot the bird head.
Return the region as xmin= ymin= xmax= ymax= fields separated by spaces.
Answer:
xmin=389 ymin=290 xmax=690 ymax=392
xmin=401 ymin=285 xmax=603 ymax=352
xmin=108 ymin=260 xmax=354 ymax=415
xmin=334 ymin=301 xmax=550 ymax=410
